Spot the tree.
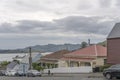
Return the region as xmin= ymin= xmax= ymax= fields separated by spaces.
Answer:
xmin=32 ymin=63 xmax=44 ymax=71
xmin=81 ymin=41 xmax=88 ymax=48
xmin=0 ymin=61 xmax=10 ymax=68
xmin=97 ymin=41 xmax=107 ymax=47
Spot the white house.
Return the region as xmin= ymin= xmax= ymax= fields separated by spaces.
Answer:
xmin=6 ymin=52 xmax=42 ymax=75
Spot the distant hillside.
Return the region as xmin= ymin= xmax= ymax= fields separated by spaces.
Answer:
xmin=0 ymin=44 xmax=81 ymax=53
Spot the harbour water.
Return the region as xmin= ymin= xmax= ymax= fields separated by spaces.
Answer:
xmin=0 ymin=53 xmax=27 ymax=62
xmin=0 ymin=52 xmax=51 ymax=62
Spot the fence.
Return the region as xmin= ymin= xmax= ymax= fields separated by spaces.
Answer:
xmin=43 ymin=66 xmax=93 ymax=73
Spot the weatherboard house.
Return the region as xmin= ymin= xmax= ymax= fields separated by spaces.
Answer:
xmin=38 ymin=45 xmax=107 ymax=68
xmin=107 ymin=23 xmax=120 ymax=64
xmin=6 ymin=52 xmax=42 ymax=74
xmin=61 ymin=44 xmax=107 ymax=68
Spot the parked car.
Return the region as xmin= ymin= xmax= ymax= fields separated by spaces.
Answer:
xmin=0 ymin=70 xmax=5 ymax=76
xmin=26 ymin=70 xmax=41 ymax=77
xmin=5 ymin=70 xmax=25 ymax=76
xmin=103 ymin=64 xmax=120 ymax=79
xmin=5 ymin=70 xmax=17 ymax=76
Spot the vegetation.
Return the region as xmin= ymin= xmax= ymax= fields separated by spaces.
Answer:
xmin=32 ymin=63 xmax=44 ymax=71
xmin=0 ymin=61 xmax=10 ymax=69
xmin=97 ymin=41 xmax=107 ymax=47
xmin=99 ymin=64 xmax=112 ymax=72
xmin=81 ymin=41 xmax=88 ymax=48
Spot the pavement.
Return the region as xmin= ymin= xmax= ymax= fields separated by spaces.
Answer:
xmin=42 ymin=72 xmax=103 ymax=77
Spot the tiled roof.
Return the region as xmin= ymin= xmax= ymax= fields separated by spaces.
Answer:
xmin=40 ymin=50 xmax=70 ymax=60
xmin=64 ymin=45 xmax=107 ymax=57
xmin=108 ymin=23 xmax=120 ymax=39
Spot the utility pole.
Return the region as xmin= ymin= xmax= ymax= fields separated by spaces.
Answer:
xmin=29 ymin=47 xmax=32 ymax=70
xmin=88 ymin=39 xmax=90 ymax=46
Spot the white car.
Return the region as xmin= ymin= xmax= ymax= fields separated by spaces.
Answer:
xmin=26 ymin=70 xmax=41 ymax=77
xmin=5 ymin=70 xmax=17 ymax=76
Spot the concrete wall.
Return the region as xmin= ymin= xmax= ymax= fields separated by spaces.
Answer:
xmin=43 ymin=66 xmax=92 ymax=73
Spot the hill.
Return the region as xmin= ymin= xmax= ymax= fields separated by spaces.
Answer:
xmin=0 ymin=44 xmax=81 ymax=53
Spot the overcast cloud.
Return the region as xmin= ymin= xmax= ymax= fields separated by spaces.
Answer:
xmin=0 ymin=0 xmax=120 ymax=49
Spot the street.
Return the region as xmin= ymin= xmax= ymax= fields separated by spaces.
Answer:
xmin=0 ymin=73 xmax=118 ymax=80
xmin=0 ymin=76 xmax=108 ymax=80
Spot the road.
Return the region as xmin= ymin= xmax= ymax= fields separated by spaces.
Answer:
xmin=0 ymin=77 xmax=108 ymax=80
xmin=0 ymin=73 xmax=118 ymax=80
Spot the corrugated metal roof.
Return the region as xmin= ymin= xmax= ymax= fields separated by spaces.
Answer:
xmin=40 ymin=50 xmax=70 ymax=60
xmin=21 ymin=52 xmax=41 ymax=63
xmin=64 ymin=45 xmax=107 ymax=57
xmin=7 ymin=61 xmax=18 ymax=70
xmin=108 ymin=23 xmax=120 ymax=39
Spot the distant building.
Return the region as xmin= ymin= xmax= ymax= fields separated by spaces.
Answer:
xmin=107 ymin=23 xmax=120 ymax=64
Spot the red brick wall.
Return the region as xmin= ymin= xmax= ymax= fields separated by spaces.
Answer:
xmin=107 ymin=38 xmax=120 ymax=64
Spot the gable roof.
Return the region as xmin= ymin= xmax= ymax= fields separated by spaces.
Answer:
xmin=40 ymin=50 xmax=70 ymax=60
xmin=7 ymin=61 xmax=18 ymax=70
xmin=21 ymin=52 xmax=41 ymax=63
xmin=64 ymin=45 xmax=107 ymax=57
xmin=108 ymin=23 xmax=120 ymax=39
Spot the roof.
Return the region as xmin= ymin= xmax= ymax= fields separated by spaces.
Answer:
xmin=40 ymin=50 xmax=70 ymax=60
xmin=21 ymin=52 xmax=41 ymax=63
xmin=108 ymin=23 xmax=120 ymax=39
xmin=64 ymin=45 xmax=107 ymax=57
xmin=61 ymin=57 xmax=94 ymax=62
xmin=7 ymin=61 xmax=18 ymax=70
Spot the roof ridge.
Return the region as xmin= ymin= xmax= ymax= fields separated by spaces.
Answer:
xmin=94 ymin=45 xmax=98 ymax=56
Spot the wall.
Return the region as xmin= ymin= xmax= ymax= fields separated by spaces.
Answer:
xmin=107 ymin=38 xmax=120 ymax=64
xmin=95 ymin=57 xmax=106 ymax=66
xmin=58 ymin=60 xmax=68 ymax=67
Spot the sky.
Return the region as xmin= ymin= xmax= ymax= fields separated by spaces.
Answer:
xmin=0 ymin=0 xmax=120 ymax=49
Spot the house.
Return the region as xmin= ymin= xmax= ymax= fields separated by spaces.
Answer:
xmin=60 ymin=45 xmax=107 ymax=68
xmin=38 ymin=50 xmax=70 ymax=69
xmin=107 ymin=23 xmax=120 ymax=64
xmin=6 ymin=52 xmax=42 ymax=74
xmin=6 ymin=61 xmax=18 ymax=72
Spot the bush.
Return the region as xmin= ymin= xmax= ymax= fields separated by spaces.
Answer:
xmin=32 ymin=63 xmax=44 ymax=71
xmin=99 ymin=64 xmax=111 ymax=72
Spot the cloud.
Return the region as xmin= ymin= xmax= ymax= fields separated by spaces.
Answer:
xmin=0 ymin=15 xmax=117 ymax=49
xmin=55 ymin=16 xmax=115 ymax=35
xmin=99 ymin=0 xmax=112 ymax=8
xmin=0 ymin=16 xmax=116 ymax=36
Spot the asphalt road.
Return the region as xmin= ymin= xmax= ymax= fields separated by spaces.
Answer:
xmin=0 ymin=73 xmax=118 ymax=80
xmin=0 ymin=76 xmax=110 ymax=80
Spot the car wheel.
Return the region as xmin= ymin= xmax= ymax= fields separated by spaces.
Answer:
xmin=105 ymin=73 xmax=112 ymax=79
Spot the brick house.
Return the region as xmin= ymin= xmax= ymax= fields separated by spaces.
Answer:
xmin=107 ymin=23 xmax=120 ymax=64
